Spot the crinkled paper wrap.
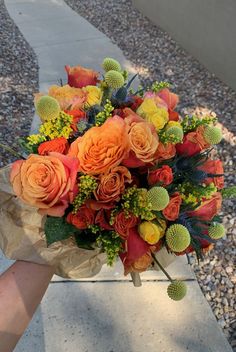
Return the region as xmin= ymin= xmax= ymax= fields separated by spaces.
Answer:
xmin=0 ymin=165 xmax=176 ymax=279
xmin=0 ymin=165 xmax=107 ymax=279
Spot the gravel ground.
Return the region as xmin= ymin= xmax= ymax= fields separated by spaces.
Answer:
xmin=64 ymin=0 xmax=236 ymax=348
xmin=0 ymin=0 xmax=38 ymax=167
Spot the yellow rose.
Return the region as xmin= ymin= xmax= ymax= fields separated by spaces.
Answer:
xmin=137 ymin=98 xmax=169 ymax=130
xmin=83 ymin=85 xmax=102 ymax=107
xmin=138 ymin=221 xmax=161 ymax=244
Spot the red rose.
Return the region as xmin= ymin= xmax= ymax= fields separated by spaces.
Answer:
xmin=130 ymin=96 xmax=144 ymax=111
xmin=114 ymin=211 xmax=139 ymax=239
xmin=162 ymin=192 xmax=182 ymax=221
xmin=119 ymin=227 xmax=151 ymax=275
xmin=187 ymin=192 xmax=222 ymax=221
xmin=66 ymin=205 xmax=95 ymax=229
xmin=198 ymin=159 xmax=224 ymax=189
xmin=95 ymin=209 xmax=114 ymax=230
xmin=148 ymin=165 xmax=173 ymax=186
xmin=154 ymin=142 xmax=176 ymax=161
xmin=38 ymin=137 xmax=69 ymax=155
xmin=176 ymin=126 xmax=210 ymax=157
xmin=65 ymin=65 xmax=99 ymax=88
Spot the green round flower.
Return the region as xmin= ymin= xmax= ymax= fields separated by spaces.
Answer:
xmin=166 ymin=224 xmax=191 ymax=252
xmin=147 ymin=186 xmax=170 ymax=211
xmin=208 ymin=223 xmax=225 ymax=239
xmin=166 ymin=126 xmax=184 ymax=142
xmin=102 ymin=57 xmax=121 ymax=72
xmin=167 ymin=280 xmax=187 ymax=301
xmin=36 ymin=96 xmax=60 ymax=122
xmin=105 ymin=70 xmax=124 ymax=89
xmin=204 ymin=126 xmax=222 ymax=145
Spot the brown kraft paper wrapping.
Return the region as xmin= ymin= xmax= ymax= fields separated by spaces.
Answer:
xmin=0 ymin=165 xmax=176 ymax=279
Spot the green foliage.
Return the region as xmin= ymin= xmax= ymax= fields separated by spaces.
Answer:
xmin=96 ymin=231 xmax=123 ymax=266
xmin=45 ymin=216 xmax=78 ymax=246
xmin=177 ymin=182 xmax=217 ymax=206
xmin=181 ymin=115 xmax=217 ymax=134
xmin=222 ymin=186 xmax=236 ymax=199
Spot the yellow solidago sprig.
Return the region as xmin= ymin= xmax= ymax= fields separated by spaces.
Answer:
xmin=121 ymin=186 xmax=154 ymax=220
xmin=151 ymin=81 xmax=170 ymax=93
xmin=27 ymin=134 xmax=47 ymax=146
xmin=39 ymin=111 xmax=73 ymax=140
xmin=73 ymin=175 xmax=98 ymax=213
xmin=178 ymin=181 xmax=217 ymax=206
xmin=95 ymin=99 xmax=114 ymax=126
xmin=181 ymin=115 xmax=217 ymax=134
xmin=96 ymin=231 xmax=123 ymax=266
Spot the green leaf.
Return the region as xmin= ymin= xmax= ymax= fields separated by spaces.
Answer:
xmin=45 ymin=216 xmax=78 ymax=246
xmin=74 ymin=231 xmax=97 ymax=250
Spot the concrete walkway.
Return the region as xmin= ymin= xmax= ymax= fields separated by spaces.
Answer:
xmin=2 ymin=0 xmax=233 ymax=351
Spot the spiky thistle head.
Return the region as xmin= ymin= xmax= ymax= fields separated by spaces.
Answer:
xmin=105 ymin=70 xmax=124 ymax=89
xmin=36 ymin=96 xmax=60 ymax=122
xmin=166 ymin=224 xmax=191 ymax=252
xmin=166 ymin=126 xmax=184 ymax=143
xmin=208 ymin=222 xmax=225 ymax=239
xmin=102 ymin=57 xmax=121 ymax=72
xmin=167 ymin=280 xmax=187 ymax=301
xmin=147 ymin=186 xmax=170 ymax=211
xmin=203 ymin=126 xmax=222 ymax=145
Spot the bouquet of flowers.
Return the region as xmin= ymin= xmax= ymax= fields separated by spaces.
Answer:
xmin=1 ymin=57 xmax=235 ymax=301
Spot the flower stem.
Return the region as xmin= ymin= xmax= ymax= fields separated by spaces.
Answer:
xmin=151 ymin=253 xmax=173 ymax=282
xmin=0 ymin=143 xmax=25 ymax=160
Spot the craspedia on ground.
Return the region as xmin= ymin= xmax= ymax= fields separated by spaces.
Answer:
xmin=36 ymin=96 xmax=60 ymax=122
xmin=147 ymin=186 xmax=170 ymax=211
xmin=102 ymin=57 xmax=121 ymax=72
xmin=166 ymin=224 xmax=191 ymax=252
xmin=208 ymin=222 xmax=225 ymax=239
xmin=203 ymin=126 xmax=222 ymax=145
xmin=167 ymin=280 xmax=187 ymax=301
xmin=105 ymin=70 xmax=124 ymax=89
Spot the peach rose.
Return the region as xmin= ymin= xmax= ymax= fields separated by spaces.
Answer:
xmin=148 ymin=165 xmax=173 ymax=186
xmin=10 ymin=153 xmax=79 ymax=217
xmin=198 ymin=159 xmax=224 ymax=189
xmin=114 ymin=211 xmax=139 ymax=239
xmin=95 ymin=166 xmax=132 ymax=202
xmin=162 ymin=192 xmax=182 ymax=221
xmin=124 ymin=252 xmax=152 ymax=275
xmin=122 ymin=113 xmax=159 ymax=167
xmin=66 ymin=205 xmax=95 ymax=229
xmin=65 ymin=65 xmax=99 ymax=88
xmin=68 ymin=116 xmax=130 ymax=175
xmin=38 ymin=137 xmax=69 ymax=155
xmin=157 ymin=88 xmax=179 ymax=111
xmin=154 ymin=142 xmax=176 ymax=161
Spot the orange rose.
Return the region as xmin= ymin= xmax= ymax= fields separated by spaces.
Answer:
xmin=95 ymin=166 xmax=132 ymax=202
xmin=148 ymin=165 xmax=173 ymax=186
xmin=122 ymin=113 xmax=159 ymax=167
xmin=65 ymin=65 xmax=99 ymax=88
xmin=66 ymin=205 xmax=95 ymax=229
xmin=198 ymin=159 xmax=224 ymax=189
xmin=162 ymin=192 xmax=182 ymax=221
xmin=68 ymin=116 xmax=130 ymax=175
xmin=114 ymin=211 xmax=139 ymax=239
xmin=38 ymin=137 xmax=69 ymax=155
xmin=154 ymin=142 xmax=176 ymax=161
xmin=10 ymin=153 xmax=79 ymax=216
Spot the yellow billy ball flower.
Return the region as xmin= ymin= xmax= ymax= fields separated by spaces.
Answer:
xmin=208 ymin=223 xmax=225 ymax=239
xmin=166 ymin=121 xmax=182 ymax=129
xmin=102 ymin=57 xmax=121 ymax=72
xmin=167 ymin=281 xmax=187 ymax=301
xmin=138 ymin=221 xmax=161 ymax=245
xmin=36 ymin=96 xmax=60 ymax=122
xmin=203 ymin=126 xmax=222 ymax=145
xmin=137 ymin=98 xmax=169 ymax=130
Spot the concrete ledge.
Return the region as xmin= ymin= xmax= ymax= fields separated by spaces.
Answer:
xmin=132 ymin=0 xmax=236 ymax=90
